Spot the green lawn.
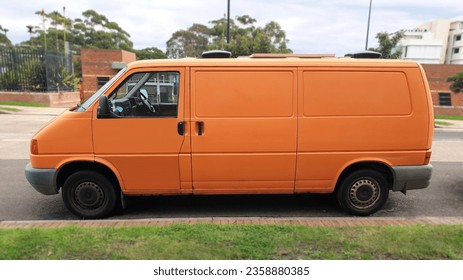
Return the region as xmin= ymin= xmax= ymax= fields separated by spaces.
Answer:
xmin=1 ymin=224 xmax=462 ymax=260
xmin=435 ymin=120 xmax=453 ymax=126
xmin=0 ymin=106 xmax=21 ymax=112
xmin=0 ymin=101 xmax=47 ymax=107
xmin=435 ymin=115 xmax=463 ymax=121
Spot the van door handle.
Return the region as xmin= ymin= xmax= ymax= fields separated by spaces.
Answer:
xmin=177 ymin=121 xmax=185 ymax=136
xmin=197 ymin=121 xmax=204 ymax=136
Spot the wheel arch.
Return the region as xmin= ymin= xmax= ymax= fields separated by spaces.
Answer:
xmin=56 ymin=161 xmax=122 ymax=193
xmin=334 ymin=161 xmax=394 ymax=193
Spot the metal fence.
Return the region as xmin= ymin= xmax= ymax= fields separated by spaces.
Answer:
xmin=0 ymin=47 xmax=73 ymax=92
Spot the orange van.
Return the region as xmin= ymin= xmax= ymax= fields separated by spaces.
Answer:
xmin=25 ymin=52 xmax=434 ymax=218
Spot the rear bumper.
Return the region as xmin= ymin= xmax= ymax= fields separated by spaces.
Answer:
xmin=391 ymin=164 xmax=433 ymax=192
xmin=25 ymin=163 xmax=58 ymax=195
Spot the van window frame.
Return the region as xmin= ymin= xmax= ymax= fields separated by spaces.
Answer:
xmin=77 ymin=67 xmax=127 ymax=112
xmin=108 ymin=70 xmax=180 ymax=118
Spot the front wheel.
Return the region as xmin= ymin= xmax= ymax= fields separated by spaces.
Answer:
xmin=336 ymin=169 xmax=389 ymax=216
xmin=62 ymin=170 xmax=118 ymax=219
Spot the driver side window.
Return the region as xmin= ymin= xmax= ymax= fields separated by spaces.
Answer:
xmin=109 ymin=71 xmax=180 ymax=118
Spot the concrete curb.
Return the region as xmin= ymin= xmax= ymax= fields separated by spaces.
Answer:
xmin=1 ymin=216 xmax=462 ymax=228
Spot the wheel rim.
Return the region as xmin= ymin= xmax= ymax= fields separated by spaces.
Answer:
xmin=74 ymin=181 xmax=105 ymax=210
xmin=348 ymin=178 xmax=380 ymax=209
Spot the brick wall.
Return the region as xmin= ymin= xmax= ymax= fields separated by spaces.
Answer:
xmin=81 ymin=49 xmax=136 ymax=100
xmin=422 ymin=64 xmax=463 ymax=116
xmin=0 ymin=91 xmax=80 ymax=107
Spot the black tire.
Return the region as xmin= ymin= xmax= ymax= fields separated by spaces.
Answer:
xmin=336 ymin=169 xmax=389 ymax=216
xmin=62 ymin=170 xmax=118 ymax=219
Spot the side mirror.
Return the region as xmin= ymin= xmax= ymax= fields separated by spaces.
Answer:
xmin=97 ymin=95 xmax=110 ymax=118
xmin=140 ymin=88 xmax=148 ymax=99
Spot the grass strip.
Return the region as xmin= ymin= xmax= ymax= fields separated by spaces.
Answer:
xmin=0 ymin=106 xmax=21 ymax=112
xmin=435 ymin=115 xmax=463 ymax=121
xmin=435 ymin=120 xmax=453 ymax=126
xmin=0 ymin=224 xmax=462 ymax=260
xmin=0 ymin=101 xmax=47 ymax=107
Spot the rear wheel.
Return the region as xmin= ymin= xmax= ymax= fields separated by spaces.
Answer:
xmin=336 ymin=169 xmax=389 ymax=216
xmin=62 ymin=170 xmax=118 ymax=219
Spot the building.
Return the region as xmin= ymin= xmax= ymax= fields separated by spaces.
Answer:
xmin=446 ymin=20 xmax=463 ymax=64
xmin=396 ymin=18 xmax=463 ymax=115
xmin=80 ymin=48 xmax=136 ymax=100
xmin=422 ymin=64 xmax=463 ymax=116
xmin=398 ymin=18 xmax=463 ymax=64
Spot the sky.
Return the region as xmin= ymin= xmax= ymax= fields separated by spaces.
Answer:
xmin=1 ymin=0 xmax=463 ymax=56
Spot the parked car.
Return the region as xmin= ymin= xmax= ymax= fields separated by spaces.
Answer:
xmin=25 ymin=52 xmax=434 ymax=218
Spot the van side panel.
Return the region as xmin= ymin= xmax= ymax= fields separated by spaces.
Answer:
xmin=304 ymin=71 xmax=412 ymax=116
xmin=296 ymin=67 xmax=430 ymax=192
xmin=191 ymin=68 xmax=297 ymax=194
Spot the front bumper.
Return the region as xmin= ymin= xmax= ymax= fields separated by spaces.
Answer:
xmin=25 ymin=163 xmax=58 ymax=195
xmin=391 ymin=164 xmax=433 ymax=192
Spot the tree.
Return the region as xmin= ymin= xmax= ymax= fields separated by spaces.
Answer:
xmin=262 ymin=21 xmax=291 ymax=53
xmin=32 ymin=10 xmax=73 ymax=52
xmin=216 ymin=17 xmax=291 ymax=56
xmin=167 ymin=24 xmax=210 ymax=58
xmin=166 ymin=15 xmax=292 ymax=58
xmin=447 ymin=72 xmax=463 ymax=93
xmin=134 ymin=47 xmax=167 ymax=60
xmin=369 ymin=31 xmax=404 ymax=59
xmin=72 ymin=10 xmax=133 ymax=51
xmin=23 ymin=10 xmax=68 ymax=51
xmin=0 ymin=24 xmax=12 ymax=47
xmin=21 ymin=9 xmax=133 ymax=53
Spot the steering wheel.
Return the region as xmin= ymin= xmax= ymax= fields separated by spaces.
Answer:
xmin=139 ymin=91 xmax=156 ymax=113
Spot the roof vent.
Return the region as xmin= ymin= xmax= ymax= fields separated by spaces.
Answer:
xmin=201 ymin=50 xmax=232 ymax=58
xmin=344 ymin=51 xmax=382 ymax=59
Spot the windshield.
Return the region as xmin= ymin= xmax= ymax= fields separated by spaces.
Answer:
xmin=76 ymin=67 xmax=127 ymax=112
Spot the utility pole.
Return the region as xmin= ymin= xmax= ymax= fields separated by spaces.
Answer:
xmin=226 ymin=0 xmax=230 ymax=44
xmin=365 ymin=0 xmax=372 ymax=50
xmin=39 ymin=9 xmax=47 ymax=50
xmin=63 ymin=6 xmax=66 ymax=54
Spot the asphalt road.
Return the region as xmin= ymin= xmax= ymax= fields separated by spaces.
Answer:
xmin=1 ymin=159 xmax=461 ymax=220
xmin=0 ymin=109 xmax=462 ymax=220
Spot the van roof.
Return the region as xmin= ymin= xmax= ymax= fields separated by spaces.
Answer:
xmin=126 ymin=56 xmax=420 ymax=70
